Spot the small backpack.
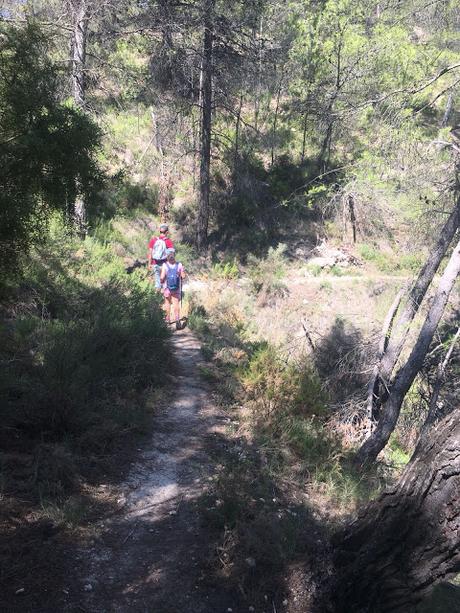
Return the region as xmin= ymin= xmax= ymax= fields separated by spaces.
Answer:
xmin=152 ymin=237 xmax=167 ymax=261
xmin=166 ymin=263 xmax=180 ymax=291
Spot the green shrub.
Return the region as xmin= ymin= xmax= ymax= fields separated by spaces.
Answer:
xmin=388 ymin=434 xmax=410 ymax=466
xmin=212 ymin=258 xmax=240 ymax=280
xmin=307 ymin=263 xmax=323 ymax=277
xmin=247 ymin=243 xmax=288 ymax=303
xmin=319 ymin=280 xmax=332 ymax=291
xmin=241 ymin=343 xmax=325 ymax=419
xmin=0 ymin=23 xmax=103 ymax=278
xmin=357 ymin=243 xmax=379 ymax=261
xmin=399 ymin=252 xmax=423 ymax=272
xmin=329 ymin=265 xmax=345 ymax=276
xmin=0 ymin=221 xmax=169 ymax=496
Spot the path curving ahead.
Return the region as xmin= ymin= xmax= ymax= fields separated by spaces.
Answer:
xmin=71 ymin=329 xmax=237 ymax=613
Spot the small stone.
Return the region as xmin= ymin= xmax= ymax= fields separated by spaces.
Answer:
xmin=245 ymin=557 xmax=256 ymax=568
xmin=15 ymin=588 xmax=25 ymax=595
xmin=249 ymin=607 xmax=255 ymax=612
xmin=84 ymin=584 xmax=93 ymax=592
xmin=168 ymin=510 xmax=177 ymax=515
xmin=283 ymin=600 xmax=288 ymax=606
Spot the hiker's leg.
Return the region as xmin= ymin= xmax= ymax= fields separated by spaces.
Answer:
xmin=154 ymin=264 xmax=162 ymax=290
xmin=171 ymin=295 xmax=180 ymax=322
xmin=163 ymin=295 xmax=171 ymax=323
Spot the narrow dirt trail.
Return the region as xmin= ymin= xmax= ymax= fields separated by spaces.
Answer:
xmin=71 ymin=329 xmax=239 ymax=613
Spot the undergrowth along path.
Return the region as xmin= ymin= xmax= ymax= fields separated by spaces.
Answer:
xmin=70 ymin=329 xmax=238 ymax=613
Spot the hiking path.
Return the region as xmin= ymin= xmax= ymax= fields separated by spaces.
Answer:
xmin=69 ymin=329 xmax=238 ymax=613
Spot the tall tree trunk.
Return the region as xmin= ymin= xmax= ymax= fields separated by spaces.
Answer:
xmin=270 ymin=72 xmax=284 ymax=168
xmin=70 ymin=0 xmax=89 ymax=234
xmin=331 ymin=407 xmax=460 ymax=612
xmin=234 ymin=93 xmax=244 ymax=170
xmin=318 ymin=119 xmax=333 ymax=171
xmin=71 ymin=0 xmax=88 ymax=108
xmin=254 ymin=15 xmax=263 ymax=133
xmin=301 ymin=111 xmax=308 ymax=163
xmin=196 ymin=0 xmax=214 ymax=250
xmin=347 ymin=194 xmax=357 ymax=243
xmin=357 ymin=237 xmax=460 ymax=465
xmin=368 ymin=199 xmax=460 ymax=416
xmin=441 ymin=91 xmax=454 ymax=127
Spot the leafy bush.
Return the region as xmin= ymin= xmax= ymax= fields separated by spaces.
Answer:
xmin=211 ymin=258 xmax=240 ymax=280
xmin=0 ymin=22 xmax=102 ymax=276
xmin=247 ymin=244 xmax=288 ymax=305
xmin=241 ymin=343 xmax=325 ymax=419
xmin=399 ymin=252 xmax=423 ymax=272
xmin=0 ymin=220 xmax=169 ymax=496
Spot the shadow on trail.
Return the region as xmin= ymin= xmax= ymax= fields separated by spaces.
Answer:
xmin=3 ymin=327 xmax=456 ymax=613
xmin=64 ymin=431 xmax=329 ymax=613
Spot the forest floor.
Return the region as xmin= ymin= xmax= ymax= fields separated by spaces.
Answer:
xmin=3 ymin=275 xmax=459 ymax=612
xmin=14 ymin=327 xmax=322 ymax=613
xmin=61 ymin=328 xmax=243 ymax=612
xmin=57 ymin=328 xmax=326 ymax=613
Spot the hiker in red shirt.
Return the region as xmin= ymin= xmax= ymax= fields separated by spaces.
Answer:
xmin=147 ymin=224 xmax=174 ymax=289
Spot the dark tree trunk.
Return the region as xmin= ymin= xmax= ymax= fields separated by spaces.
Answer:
xmin=270 ymin=72 xmax=284 ymax=168
xmin=301 ymin=111 xmax=308 ymax=163
xmin=348 ymin=194 xmax=357 ymax=243
xmin=331 ymin=407 xmax=460 ymax=612
xmin=234 ymin=93 xmax=244 ymax=170
xmin=357 ymin=237 xmax=460 ymax=465
xmin=196 ymin=0 xmax=214 ymax=251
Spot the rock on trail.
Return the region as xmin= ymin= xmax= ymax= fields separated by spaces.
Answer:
xmin=69 ymin=329 xmax=238 ymax=613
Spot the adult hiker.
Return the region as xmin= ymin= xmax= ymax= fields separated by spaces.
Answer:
xmin=148 ymin=224 xmax=174 ymax=290
xmin=160 ymin=248 xmax=185 ymax=328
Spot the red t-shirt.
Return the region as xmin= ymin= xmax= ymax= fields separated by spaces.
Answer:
xmin=148 ymin=235 xmax=174 ymax=264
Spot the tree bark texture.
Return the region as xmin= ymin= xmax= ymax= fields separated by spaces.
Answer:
xmin=71 ymin=0 xmax=88 ymax=108
xmin=441 ymin=91 xmax=454 ymax=127
xmin=357 ymin=237 xmax=460 ymax=465
xmin=270 ymin=72 xmax=284 ymax=168
xmin=331 ymin=407 xmax=460 ymax=612
xmin=196 ymin=0 xmax=214 ymax=250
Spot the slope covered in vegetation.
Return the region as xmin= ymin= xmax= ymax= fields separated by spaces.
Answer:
xmin=1 ymin=0 xmax=460 ymax=610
